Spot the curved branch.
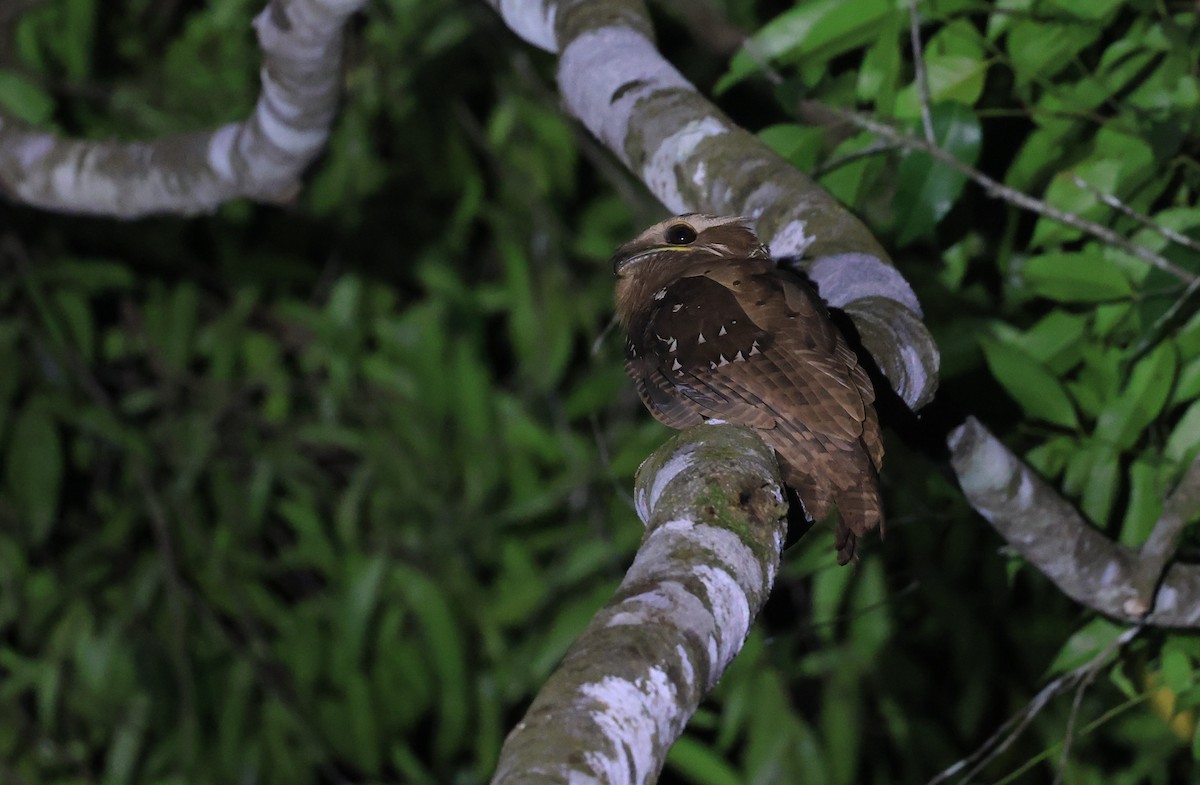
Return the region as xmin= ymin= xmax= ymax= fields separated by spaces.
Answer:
xmin=490 ymin=425 xmax=788 ymax=785
xmin=949 ymin=417 xmax=1200 ymax=628
xmin=0 ymin=0 xmax=365 ymax=218
xmin=488 ymin=0 xmax=939 ymax=410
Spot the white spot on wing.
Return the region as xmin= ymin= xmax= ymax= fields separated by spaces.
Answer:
xmin=654 ymin=287 xmax=667 ymax=300
xmin=718 ymin=325 xmax=727 ymax=336
xmin=697 ymin=333 xmax=706 ymax=344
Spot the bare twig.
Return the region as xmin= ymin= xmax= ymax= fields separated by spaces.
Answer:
xmin=809 ymin=141 xmax=897 ymax=178
xmin=908 ymin=0 xmax=936 ymax=145
xmin=823 ymin=106 xmax=1196 ymax=285
xmin=1053 ymin=649 xmax=1106 ymax=785
xmin=928 ymin=625 xmax=1140 ymax=785
xmin=1131 ymin=273 xmax=1200 ymax=357
xmin=1070 ymin=174 xmax=1200 ymax=255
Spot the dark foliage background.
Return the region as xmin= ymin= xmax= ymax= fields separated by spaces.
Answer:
xmin=1 ymin=0 xmax=1198 ymax=783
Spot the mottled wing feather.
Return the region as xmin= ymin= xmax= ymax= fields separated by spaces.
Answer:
xmin=624 ymin=352 xmax=705 ymax=430
xmin=625 ymin=265 xmax=883 ymax=564
xmin=634 ymin=272 xmax=869 ymax=444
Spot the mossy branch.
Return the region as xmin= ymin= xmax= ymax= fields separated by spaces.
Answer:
xmin=490 ymin=425 xmax=788 ymax=785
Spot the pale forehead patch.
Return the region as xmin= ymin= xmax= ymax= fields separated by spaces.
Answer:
xmin=629 ymin=214 xmax=756 ymax=247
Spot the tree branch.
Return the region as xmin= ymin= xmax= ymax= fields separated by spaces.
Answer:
xmin=0 ymin=0 xmax=365 ymax=218
xmin=488 ymin=0 xmax=939 ymax=411
xmin=822 ymin=105 xmax=1196 ymax=285
xmin=490 ymin=424 xmax=788 ymax=785
xmin=948 ymin=417 xmax=1200 ymax=627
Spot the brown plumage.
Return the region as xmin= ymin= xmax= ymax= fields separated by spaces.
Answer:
xmin=612 ymin=214 xmax=884 ymax=564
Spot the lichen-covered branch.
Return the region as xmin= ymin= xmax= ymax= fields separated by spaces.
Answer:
xmin=490 ymin=425 xmax=788 ymax=785
xmin=488 ymin=0 xmax=938 ymax=410
xmin=949 ymin=417 xmax=1200 ymax=628
xmin=0 ymin=0 xmax=365 ymax=218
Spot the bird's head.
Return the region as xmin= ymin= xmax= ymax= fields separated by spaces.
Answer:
xmin=612 ymin=214 xmax=769 ymax=325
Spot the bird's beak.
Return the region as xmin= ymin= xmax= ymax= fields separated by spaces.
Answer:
xmin=612 ymin=245 xmax=691 ymax=277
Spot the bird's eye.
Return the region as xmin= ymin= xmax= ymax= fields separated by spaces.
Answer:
xmin=666 ymin=223 xmax=697 ymax=245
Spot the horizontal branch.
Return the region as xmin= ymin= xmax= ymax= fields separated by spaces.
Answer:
xmin=0 ymin=0 xmax=365 ymax=218
xmin=949 ymin=417 xmax=1200 ymax=627
xmin=488 ymin=0 xmax=939 ymax=410
xmin=490 ymin=425 xmax=788 ymax=785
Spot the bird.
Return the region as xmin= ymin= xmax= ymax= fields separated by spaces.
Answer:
xmin=612 ymin=214 xmax=884 ymax=564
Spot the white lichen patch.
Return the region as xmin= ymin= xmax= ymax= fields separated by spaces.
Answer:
xmin=674 ymin=643 xmax=695 ymax=691
xmin=766 ymin=219 xmax=813 ymax=259
xmin=644 ymin=116 xmax=728 ymax=213
xmin=605 ymin=580 xmax=707 ymax=631
xmin=953 ymin=425 xmax=1015 ymax=497
xmin=496 ymin=0 xmax=557 ymax=51
xmin=15 ymin=133 xmax=54 ymax=170
xmin=691 ymin=564 xmax=751 ymax=672
xmin=208 ymin=125 xmax=240 ymax=181
xmin=578 ymin=668 xmax=679 ymax=785
xmin=636 ymin=450 xmax=698 ymax=523
xmin=1016 ymin=472 xmax=1034 ymax=507
xmin=1156 ymin=584 xmax=1178 ymax=611
xmin=559 ymin=28 xmax=690 ymax=154
xmin=807 ymin=253 xmax=924 ymax=313
xmin=897 ymin=343 xmax=929 ymax=409
xmin=254 ymin=95 xmax=327 ymax=157
xmin=1100 ymin=560 xmax=1121 ymax=585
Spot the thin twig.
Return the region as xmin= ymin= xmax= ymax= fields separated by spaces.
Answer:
xmin=1130 ymin=273 xmax=1200 ymax=358
xmin=908 ymin=0 xmax=936 ymax=145
xmin=823 ymin=106 xmax=1196 ymax=285
xmin=1070 ymin=174 xmax=1200 ymax=255
xmin=809 ymin=141 xmax=897 ymax=178
xmin=1053 ymin=652 xmax=1105 ymax=785
xmin=927 ymin=625 xmax=1141 ymax=785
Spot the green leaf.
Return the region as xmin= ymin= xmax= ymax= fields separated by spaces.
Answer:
xmin=716 ymin=0 xmax=891 ymax=93
xmin=1006 ymin=18 xmax=1102 ymax=86
xmin=979 ymin=337 xmax=1079 ymax=428
xmin=52 ymin=289 xmax=94 ymax=362
xmin=758 ymin=124 xmax=825 ymax=172
xmin=1021 ymin=250 xmax=1133 ymax=302
xmin=1161 ymin=642 xmax=1195 ymax=695
xmin=1166 ymin=400 xmax=1200 ymax=465
xmin=855 ymin=11 xmax=901 ymax=111
xmin=4 ymin=403 xmax=62 ymax=545
xmin=1047 ymin=618 xmax=1125 ymax=676
xmin=394 ymin=566 xmax=468 ymax=761
xmin=1031 ymin=132 xmax=1155 ymax=247
xmin=1010 ymin=310 xmax=1087 ymax=373
xmin=57 ymin=0 xmax=96 ymax=80
xmin=895 ymin=21 xmax=990 ymax=118
xmin=1081 ymin=445 xmax=1119 ymax=524
xmin=1118 ymin=459 xmax=1165 ymax=547
xmin=666 ymin=735 xmax=743 ymax=785
xmin=326 ymin=274 xmax=362 ymax=331
xmin=893 ymin=103 xmax=981 ymax=245
xmin=1094 ymin=342 xmax=1177 ymax=449
xmin=0 ymin=69 xmax=54 ymax=124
